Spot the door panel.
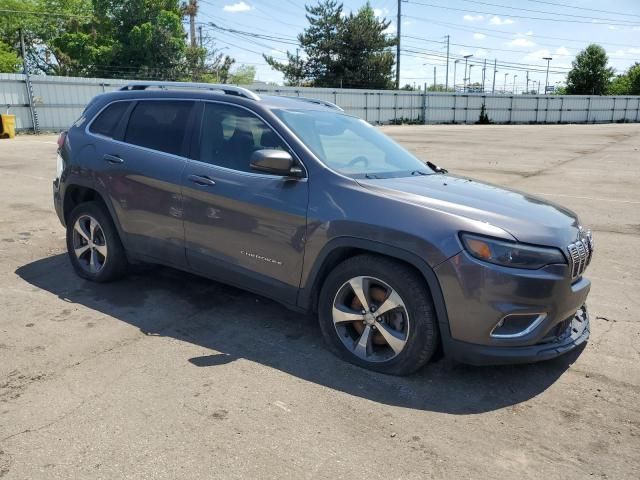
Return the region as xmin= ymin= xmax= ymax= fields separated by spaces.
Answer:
xmin=181 ymin=101 xmax=308 ymax=303
xmin=91 ymin=100 xmax=195 ymax=266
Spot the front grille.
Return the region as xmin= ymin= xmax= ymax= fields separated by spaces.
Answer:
xmin=567 ymin=229 xmax=594 ymax=279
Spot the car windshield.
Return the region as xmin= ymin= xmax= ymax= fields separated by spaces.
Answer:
xmin=274 ymin=109 xmax=434 ymax=178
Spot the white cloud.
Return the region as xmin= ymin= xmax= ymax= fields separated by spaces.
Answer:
xmin=489 ymin=16 xmax=515 ymax=26
xmin=607 ymin=25 xmax=618 ymax=30
xmin=525 ymin=31 xmax=533 ymax=36
xmin=612 ymin=49 xmax=626 ymax=57
xmin=627 ymin=47 xmax=640 ymax=54
xmin=223 ymin=1 xmax=252 ymax=13
xmin=522 ymin=48 xmax=551 ymax=62
xmin=373 ymin=7 xmax=389 ymax=18
xmin=555 ymin=47 xmax=571 ymax=56
xmin=508 ymin=37 xmax=536 ymax=47
xmin=473 ymin=33 xmax=486 ymax=40
xmin=463 ymin=14 xmax=484 ymax=22
xmin=474 ymin=48 xmax=488 ymax=57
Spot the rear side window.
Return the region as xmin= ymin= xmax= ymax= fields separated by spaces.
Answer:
xmin=124 ymin=100 xmax=194 ymax=156
xmin=89 ymin=101 xmax=130 ymax=138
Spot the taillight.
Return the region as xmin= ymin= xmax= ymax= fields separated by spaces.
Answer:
xmin=57 ymin=131 xmax=67 ymax=149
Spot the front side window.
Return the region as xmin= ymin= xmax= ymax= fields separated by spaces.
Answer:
xmin=124 ymin=100 xmax=194 ymax=156
xmin=198 ymin=103 xmax=288 ymax=173
xmin=274 ymin=109 xmax=434 ymax=179
xmin=89 ymin=101 xmax=131 ymax=138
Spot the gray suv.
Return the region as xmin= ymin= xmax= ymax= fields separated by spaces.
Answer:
xmin=53 ymin=82 xmax=592 ymax=375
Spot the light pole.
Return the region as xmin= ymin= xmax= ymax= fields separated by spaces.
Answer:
xmin=543 ymin=56 xmax=552 ymax=95
xmin=453 ymin=59 xmax=460 ymax=92
xmin=463 ymin=54 xmax=473 ymax=92
xmin=512 ymin=74 xmax=518 ymax=94
xmin=468 ymin=65 xmax=474 ymax=92
xmin=503 ymin=73 xmax=509 ymax=94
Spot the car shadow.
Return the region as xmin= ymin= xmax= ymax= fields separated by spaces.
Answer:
xmin=16 ymin=254 xmax=584 ymax=415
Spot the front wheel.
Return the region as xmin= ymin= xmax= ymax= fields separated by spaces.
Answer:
xmin=318 ymin=255 xmax=439 ymax=375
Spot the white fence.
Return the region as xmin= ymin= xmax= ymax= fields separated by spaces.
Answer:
xmin=2 ymin=73 xmax=639 ymax=132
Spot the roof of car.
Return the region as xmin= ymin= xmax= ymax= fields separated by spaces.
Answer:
xmin=94 ymin=83 xmax=342 ymax=113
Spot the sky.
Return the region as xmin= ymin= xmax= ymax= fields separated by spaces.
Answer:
xmin=194 ymin=0 xmax=640 ymax=92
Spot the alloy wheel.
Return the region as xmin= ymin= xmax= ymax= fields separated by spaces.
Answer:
xmin=332 ymin=276 xmax=410 ymax=363
xmin=71 ymin=214 xmax=108 ymax=274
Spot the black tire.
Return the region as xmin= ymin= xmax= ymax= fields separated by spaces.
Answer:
xmin=318 ymin=254 xmax=439 ymax=376
xmin=66 ymin=201 xmax=128 ymax=282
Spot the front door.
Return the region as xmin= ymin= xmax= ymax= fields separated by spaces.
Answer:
xmin=181 ymin=102 xmax=308 ymax=304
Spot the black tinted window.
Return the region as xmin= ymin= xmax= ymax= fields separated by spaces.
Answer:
xmin=125 ymin=101 xmax=194 ymax=156
xmin=198 ymin=103 xmax=288 ymax=172
xmin=89 ymin=101 xmax=130 ymax=138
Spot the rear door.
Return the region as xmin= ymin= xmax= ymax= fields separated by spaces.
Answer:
xmin=90 ymin=99 xmax=196 ymax=266
xmin=181 ymin=102 xmax=308 ymax=304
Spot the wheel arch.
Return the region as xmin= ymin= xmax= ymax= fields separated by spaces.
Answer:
xmin=297 ymin=237 xmax=451 ymax=336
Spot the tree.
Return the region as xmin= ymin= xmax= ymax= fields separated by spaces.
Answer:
xmin=626 ymin=63 xmax=640 ymax=95
xmin=0 ymin=40 xmax=20 ymax=73
xmin=566 ymin=44 xmax=613 ymax=95
xmin=607 ymin=74 xmax=631 ymax=95
xmin=264 ymin=0 xmax=396 ymax=88
xmin=228 ymin=65 xmax=256 ymax=85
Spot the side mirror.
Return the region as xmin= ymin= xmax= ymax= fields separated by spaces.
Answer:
xmin=250 ymin=149 xmax=303 ymax=177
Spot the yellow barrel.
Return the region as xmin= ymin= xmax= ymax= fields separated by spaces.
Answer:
xmin=0 ymin=114 xmax=16 ymax=139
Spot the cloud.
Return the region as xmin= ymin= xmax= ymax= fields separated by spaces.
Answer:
xmin=223 ymin=1 xmax=252 ymax=13
xmin=474 ymin=48 xmax=488 ymax=57
xmin=522 ymin=48 xmax=551 ymax=62
xmin=508 ymin=37 xmax=536 ymax=47
xmin=555 ymin=47 xmax=571 ymax=56
xmin=473 ymin=33 xmax=486 ymax=40
xmin=607 ymin=25 xmax=618 ymax=30
xmin=627 ymin=47 xmax=640 ymax=54
xmin=612 ymin=49 xmax=626 ymax=57
xmin=373 ymin=7 xmax=389 ymax=18
xmin=489 ymin=16 xmax=515 ymax=25
xmin=463 ymin=14 xmax=484 ymax=22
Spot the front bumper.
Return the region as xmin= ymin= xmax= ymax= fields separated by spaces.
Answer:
xmin=433 ymin=249 xmax=591 ymax=365
xmin=443 ymin=305 xmax=590 ymax=365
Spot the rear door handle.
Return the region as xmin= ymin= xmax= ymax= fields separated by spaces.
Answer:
xmin=104 ymin=154 xmax=124 ymax=164
xmin=188 ymin=174 xmax=216 ymax=186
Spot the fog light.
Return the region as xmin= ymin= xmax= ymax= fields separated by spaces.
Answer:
xmin=490 ymin=313 xmax=547 ymax=338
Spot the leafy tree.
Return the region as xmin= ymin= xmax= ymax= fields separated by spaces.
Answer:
xmin=607 ymin=74 xmax=631 ymax=95
xmin=264 ymin=0 xmax=396 ymax=88
xmin=0 ymin=40 xmax=20 ymax=73
xmin=228 ymin=65 xmax=256 ymax=85
xmin=566 ymin=44 xmax=614 ymax=95
xmin=626 ymin=63 xmax=640 ymax=95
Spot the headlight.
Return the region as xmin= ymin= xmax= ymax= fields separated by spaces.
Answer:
xmin=460 ymin=233 xmax=566 ymax=269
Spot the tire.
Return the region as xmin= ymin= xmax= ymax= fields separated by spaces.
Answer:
xmin=318 ymin=254 xmax=439 ymax=376
xmin=66 ymin=201 xmax=128 ymax=282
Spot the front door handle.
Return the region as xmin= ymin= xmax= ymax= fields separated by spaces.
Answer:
xmin=104 ymin=154 xmax=124 ymax=164
xmin=188 ymin=174 xmax=216 ymax=186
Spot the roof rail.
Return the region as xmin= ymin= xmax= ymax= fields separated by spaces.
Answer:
xmin=119 ymin=81 xmax=260 ymax=101
xmin=281 ymin=95 xmax=344 ymax=112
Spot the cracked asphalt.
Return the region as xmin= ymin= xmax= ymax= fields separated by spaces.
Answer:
xmin=1 ymin=124 xmax=639 ymax=479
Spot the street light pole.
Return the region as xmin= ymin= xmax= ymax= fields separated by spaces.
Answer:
xmin=468 ymin=64 xmax=474 ymax=92
xmin=503 ymin=73 xmax=509 ymax=94
xmin=512 ymin=74 xmax=518 ymax=94
xmin=463 ymin=54 xmax=472 ymax=92
xmin=453 ymin=59 xmax=460 ymax=92
xmin=543 ymin=56 xmax=552 ymax=95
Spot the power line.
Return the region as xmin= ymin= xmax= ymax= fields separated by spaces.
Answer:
xmin=525 ymin=0 xmax=640 ymax=19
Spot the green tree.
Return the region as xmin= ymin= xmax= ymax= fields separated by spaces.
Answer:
xmin=626 ymin=63 xmax=640 ymax=95
xmin=607 ymin=74 xmax=631 ymax=95
xmin=264 ymin=0 xmax=396 ymax=88
xmin=228 ymin=65 xmax=256 ymax=85
xmin=0 ymin=40 xmax=20 ymax=73
xmin=566 ymin=44 xmax=614 ymax=95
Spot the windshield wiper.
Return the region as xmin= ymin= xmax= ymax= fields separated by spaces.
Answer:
xmin=426 ymin=161 xmax=448 ymax=174
xmin=364 ymin=173 xmax=380 ymax=179
xmin=411 ymin=170 xmax=429 ymax=176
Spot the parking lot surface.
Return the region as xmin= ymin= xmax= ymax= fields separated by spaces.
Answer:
xmin=1 ymin=124 xmax=639 ymax=479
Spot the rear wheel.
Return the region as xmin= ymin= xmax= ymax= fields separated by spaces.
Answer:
xmin=318 ymin=255 xmax=439 ymax=375
xmin=66 ymin=201 xmax=128 ymax=282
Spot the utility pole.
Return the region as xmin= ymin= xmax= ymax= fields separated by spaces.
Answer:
xmin=543 ymin=56 xmax=552 ymax=95
xmin=198 ymin=25 xmax=203 ymax=48
xmin=503 ymin=73 xmax=509 ymax=94
xmin=296 ymin=48 xmax=301 ymax=87
xmin=513 ymin=74 xmax=518 ymax=94
xmin=526 ymin=71 xmax=529 ymax=94
xmin=468 ymin=65 xmax=474 ymax=91
xmin=482 ymin=59 xmax=486 ymax=93
xmin=396 ymin=0 xmax=401 ymax=89
xmin=492 ymin=59 xmax=497 ymax=94
xmin=187 ymin=0 xmax=198 ymax=48
xmin=445 ymin=35 xmax=450 ymax=91
xmin=433 ymin=66 xmax=436 ymax=90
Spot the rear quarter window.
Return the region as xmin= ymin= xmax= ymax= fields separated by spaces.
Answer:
xmin=89 ymin=101 xmax=131 ymax=138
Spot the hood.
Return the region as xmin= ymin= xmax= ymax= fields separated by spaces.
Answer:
xmin=357 ymin=174 xmax=582 ymax=248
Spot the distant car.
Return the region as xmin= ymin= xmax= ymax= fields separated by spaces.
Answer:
xmin=53 ymin=82 xmax=592 ymax=375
